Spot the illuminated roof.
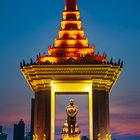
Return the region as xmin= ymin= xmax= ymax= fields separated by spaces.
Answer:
xmin=21 ymin=64 xmax=122 ymax=93
xmin=36 ymin=0 xmax=107 ymax=64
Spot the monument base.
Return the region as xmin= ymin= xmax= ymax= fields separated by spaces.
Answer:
xmin=63 ymin=138 xmax=81 ymax=140
xmin=61 ymin=134 xmax=81 ymax=140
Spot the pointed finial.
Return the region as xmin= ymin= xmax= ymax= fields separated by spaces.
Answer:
xmin=121 ymin=61 xmax=123 ymax=68
xmin=20 ymin=62 xmax=23 ymax=68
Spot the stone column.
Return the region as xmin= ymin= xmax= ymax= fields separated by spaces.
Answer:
xmin=34 ymin=89 xmax=51 ymax=140
xmin=93 ymin=90 xmax=110 ymax=140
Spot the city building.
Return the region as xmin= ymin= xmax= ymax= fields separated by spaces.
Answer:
xmin=0 ymin=126 xmax=2 ymax=134
xmin=20 ymin=0 xmax=123 ymax=139
xmin=24 ymin=132 xmax=31 ymax=140
xmin=0 ymin=126 xmax=8 ymax=140
xmin=13 ymin=120 xmax=25 ymax=140
xmin=30 ymin=98 xmax=35 ymax=140
xmin=81 ymin=136 xmax=89 ymax=140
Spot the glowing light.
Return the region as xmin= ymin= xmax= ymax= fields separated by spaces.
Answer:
xmin=89 ymin=84 xmax=93 ymax=140
xmin=63 ymin=11 xmax=80 ymax=20
xmin=33 ymin=134 xmax=38 ymax=140
xmin=61 ymin=20 xmax=82 ymax=29
xmin=51 ymin=86 xmax=55 ymax=140
xmin=59 ymin=30 xmax=84 ymax=38
xmin=51 ymin=80 xmax=53 ymax=87
xmin=85 ymin=85 xmax=92 ymax=92
xmin=44 ymin=134 xmax=46 ymax=140
xmin=39 ymin=56 xmax=58 ymax=63
xmin=54 ymin=38 xmax=88 ymax=47
xmin=21 ymin=65 xmax=122 ymax=93
xmin=50 ymin=80 xmax=93 ymax=140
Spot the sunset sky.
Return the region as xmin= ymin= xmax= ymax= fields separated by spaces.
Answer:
xmin=0 ymin=0 xmax=140 ymax=139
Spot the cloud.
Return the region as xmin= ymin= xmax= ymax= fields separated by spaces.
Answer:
xmin=111 ymin=115 xmax=140 ymax=136
xmin=110 ymin=104 xmax=140 ymax=137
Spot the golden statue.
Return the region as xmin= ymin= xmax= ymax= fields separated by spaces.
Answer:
xmin=61 ymin=99 xmax=81 ymax=140
xmin=66 ymin=99 xmax=78 ymax=135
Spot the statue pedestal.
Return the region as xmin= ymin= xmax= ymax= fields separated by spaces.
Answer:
xmin=62 ymin=134 xmax=81 ymax=139
xmin=63 ymin=138 xmax=81 ymax=140
xmin=61 ymin=120 xmax=81 ymax=140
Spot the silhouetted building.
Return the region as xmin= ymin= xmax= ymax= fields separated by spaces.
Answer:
xmin=13 ymin=120 xmax=25 ymax=140
xmin=30 ymin=98 xmax=35 ymax=140
xmin=0 ymin=126 xmax=2 ymax=134
xmin=0 ymin=126 xmax=8 ymax=140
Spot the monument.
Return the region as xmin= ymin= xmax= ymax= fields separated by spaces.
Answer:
xmin=61 ymin=99 xmax=80 ymax=140
xmin=20 ymin=0 xmax=123 ymax=139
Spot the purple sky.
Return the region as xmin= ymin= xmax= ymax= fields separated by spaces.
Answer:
xmin=0 ymin=0 xmax=140 ymax=139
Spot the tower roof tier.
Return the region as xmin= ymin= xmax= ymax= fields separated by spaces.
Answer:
xmin=58 ymin=29 xmax=84 ymax=40
xmin=54 ymin=38 xmax=88 ymax=47
xmin=61 ymin=20 xmax=82 ymax=30
xmin=48 ymin=46 xmax=94 ymax=56
xmin=63 ymin=11 xmax=80 ymax=20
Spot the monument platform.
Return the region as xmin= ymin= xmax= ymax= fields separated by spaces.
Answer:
xmin=63 ymin=138 xmax=81 ymax=140
xmin=61 ymin=116 xmax=81 ymax=140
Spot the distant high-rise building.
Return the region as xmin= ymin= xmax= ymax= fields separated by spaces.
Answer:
xmin=24 ymin=132 xmax=31 ymax=140
xmin=0 ymin=126 xmax=2 ymax=134
xmin=0 ymin=126 xmax=8 ymax=140
xmin=13 ymin=120 xmax=25 ymax=140
xmin=30 ymin=98 xmax=35 ymax=140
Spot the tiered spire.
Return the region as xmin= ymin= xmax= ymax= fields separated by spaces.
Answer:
xmin=37 ymin=0 xmax=106 ymax=64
